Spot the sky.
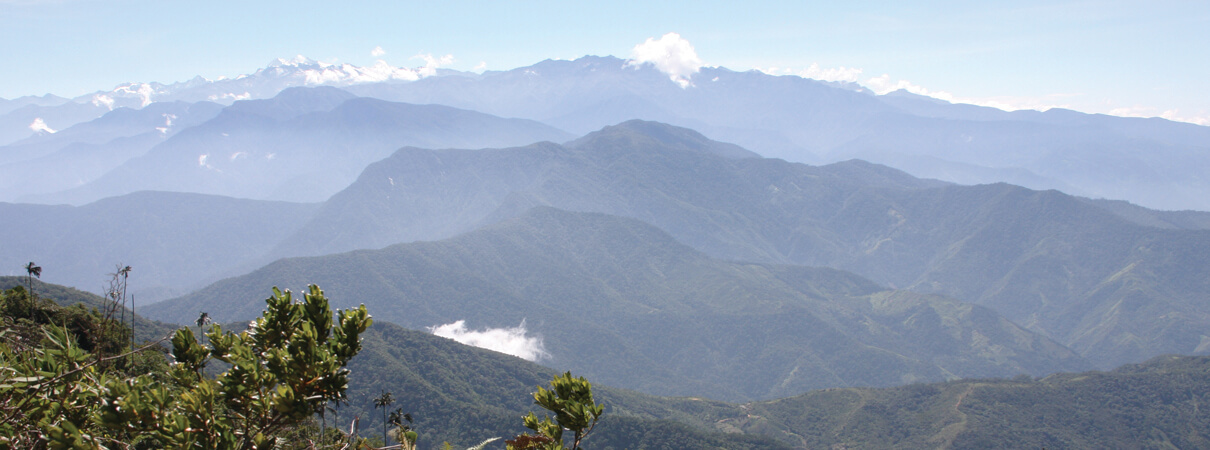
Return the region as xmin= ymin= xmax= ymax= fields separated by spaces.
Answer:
xmin=2 ymin=0 xmax=1208 ymax=124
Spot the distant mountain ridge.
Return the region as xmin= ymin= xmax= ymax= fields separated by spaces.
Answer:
xmin=0 ymin=101 xmax=224 ymax=202
xmin=0 ymin=191 xmax=321 ymax=302
xmin=6 ymin=54 xmax=1209 ymax=209
xmin=21 ymin=87 xmax=572 ymax=204
xmin=345 ymin=55 xmax=1210 ymax=210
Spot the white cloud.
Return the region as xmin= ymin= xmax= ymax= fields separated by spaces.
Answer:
xmin=428 ymin=320 xmax=549 ymax=361
xmin=91 ymin=94 xmax=115 ymax=110
xmin=28 ymin=117 xmax=55 ymax=134
xmin=800 ymin=63 xmax=863 ymax=83
xmin=371 ymin=46 xmax=386 ymax=57
xmin=627 ymin=32 xmax=703 ymax=88
xmin=757 ymin=60 xmax=1207 ymax=125
xmin=414 ymin=53 xmax=455 ymax=77
xmin=1110 ymin=105 xmax=1210 ymax=126
xmin=863 ymin=73 xmax=1084 ymax=112
xmin=473 ymin=61 xmax=487 ymax=72
xmin=207 ymin=92 xmax=252 ymax=102
xmin=197 ymin=154 xmax=210 ymax=167
xmin=112 ymin=82 xmax=156 ymax=107
xmin=864 ymin=74 xmax=938 ymax=97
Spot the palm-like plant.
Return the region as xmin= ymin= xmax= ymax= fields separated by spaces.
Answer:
xmin=388 ymin=408 xmax=416 ymax=449
xmin=23 ymin=262 xmax=41 ymax=298
xmin=119 ymin=266 xmax=131 ymax=352
xmin=195 ymin=312 xmax=211 ymax=339
xmin=373 ymin=390 xmax=395 ymax=445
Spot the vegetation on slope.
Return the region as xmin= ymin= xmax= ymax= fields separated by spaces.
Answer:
xmin=147 ymin=207 xmax=1085 ymax=400
xmin=333 ymin=321 xmax=790 ymax=449
xmin=266 ymin=120 xmax=1210 ymax=368
xmin=734 ymin=355 xmax=1210 ymax=448
xmin=0 ymin=276 xmax=178 ymax=344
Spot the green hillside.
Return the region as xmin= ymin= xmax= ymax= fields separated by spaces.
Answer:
xmin=294 ymin=314 xmax=1210 ymax=449
xmin=146 ymin=207 xmax=1085 ymax=401
xmin=267 ymin=120 xmax=1210 ymax=368
xmin=0 ymin=276 xmax=178 ymax=344
xmin=734 ymin=355 xmax=1210 ymax=449
xmin=8 ymin=278 xmax=1206 ymax=449
xmin=338 ymin=321 xmax=789 ymax=449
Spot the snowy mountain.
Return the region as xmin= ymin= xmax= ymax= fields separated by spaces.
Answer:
xmin=4 ymin=54 xmax=1210 ymax=210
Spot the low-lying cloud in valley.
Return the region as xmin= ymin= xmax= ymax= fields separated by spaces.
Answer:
xmin=428 ymin=320 xmax=549 ymax=362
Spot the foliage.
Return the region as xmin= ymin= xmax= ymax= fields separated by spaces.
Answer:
xmin=729 ymin=355 xmax=1210 ymax=449
xmin=0 ymin=276 xmax=178 ymax=345
xmin=0 ymin=285 xmax=170 ymax=449
xmin=0 ymin=283 xmax=371 ymax=449
xmin=387 ymin=408 xmax=417 ymax=450
xmin=97 ymin=284 xmax=371 ymax=449
xmin=508 ymin=372 xmax=604 ymax=450
xmin=0 ymin=285 xmax=130 ymax=357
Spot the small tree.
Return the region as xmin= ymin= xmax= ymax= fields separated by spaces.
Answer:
xmin=374 ymin=390 xmax=395 ymax=445
xmin=389 ymin=408 xmax=418 ymax=450
xmin=507 ymin=372 xmax=604 ymax=450
xmin=196 ymin=311 xmax=211 ymax=345
xmin=23 ymin=262 xmax=40 ymax=298
xmin=97 ymin=284 xmax=372 ymax=449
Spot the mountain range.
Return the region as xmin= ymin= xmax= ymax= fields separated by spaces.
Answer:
xmin=5 ymin=56 xmax=1210 ymax=210
xmin=5 ymin=51 xmax=1210 ymax=448
xmin=10 ymin=119 xmax=1210 ymax=370
xmin=3 ymin=87 xmax=570 ymax=205
xmin=0 ymin=191 xmax=320 ymax=301
xmin=346 ymin=55 xmax=1210 ymax=211
xmin=251 ymin=120 xmax=1210 ymax=369
xmin=144 ymin=206 xmax=1086 ymax=401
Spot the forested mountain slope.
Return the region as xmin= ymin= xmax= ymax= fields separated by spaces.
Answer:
xmin=147 ymin=207 xmax=1085 ymax=400
xmin=734 ymin=354 xmax=1210 ymax=449
xmin=266 ymin=120 xmax=1210 ymax=369
xmin=343 ymin=321 xmax=790 ymax=450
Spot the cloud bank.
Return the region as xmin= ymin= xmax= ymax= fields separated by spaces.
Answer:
xmin=428 ymin=320 xmax=549 ymax=361
xmin=757 ymin=64 xmax=863 ymax=83
xmin=627 ymin=32 xmax=703 ymax=88
xmin=414 ymin=53 xmax=455 ymax=77
xmin=260 ymin=54 xmax=454 ymax=86
xmin=1109 ymin=105 xmax=1210 ymax=126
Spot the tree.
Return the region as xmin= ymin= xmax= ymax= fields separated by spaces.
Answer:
xmin=111 ymin=265 xmax=132 ymax=354
xmin=507 ymin=372 xmax=604 ymax=450
xmin=196 ymin=311 xmax=211 ymax=345
xmin=374 ymin=389 xmax=395 ymax=445
xmin=23 ymin=261 xmax=40 ymax=298
xmin=389 ymin=408 xmax=417 ymax=450
xmin=0 ymin=283 xmax=373 ymax=449
xmin=0 ymin=285 xmax=161 ymax=448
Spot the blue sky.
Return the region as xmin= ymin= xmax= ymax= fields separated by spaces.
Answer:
xmin=3 ymin=0 xmax=1207 ymax=124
